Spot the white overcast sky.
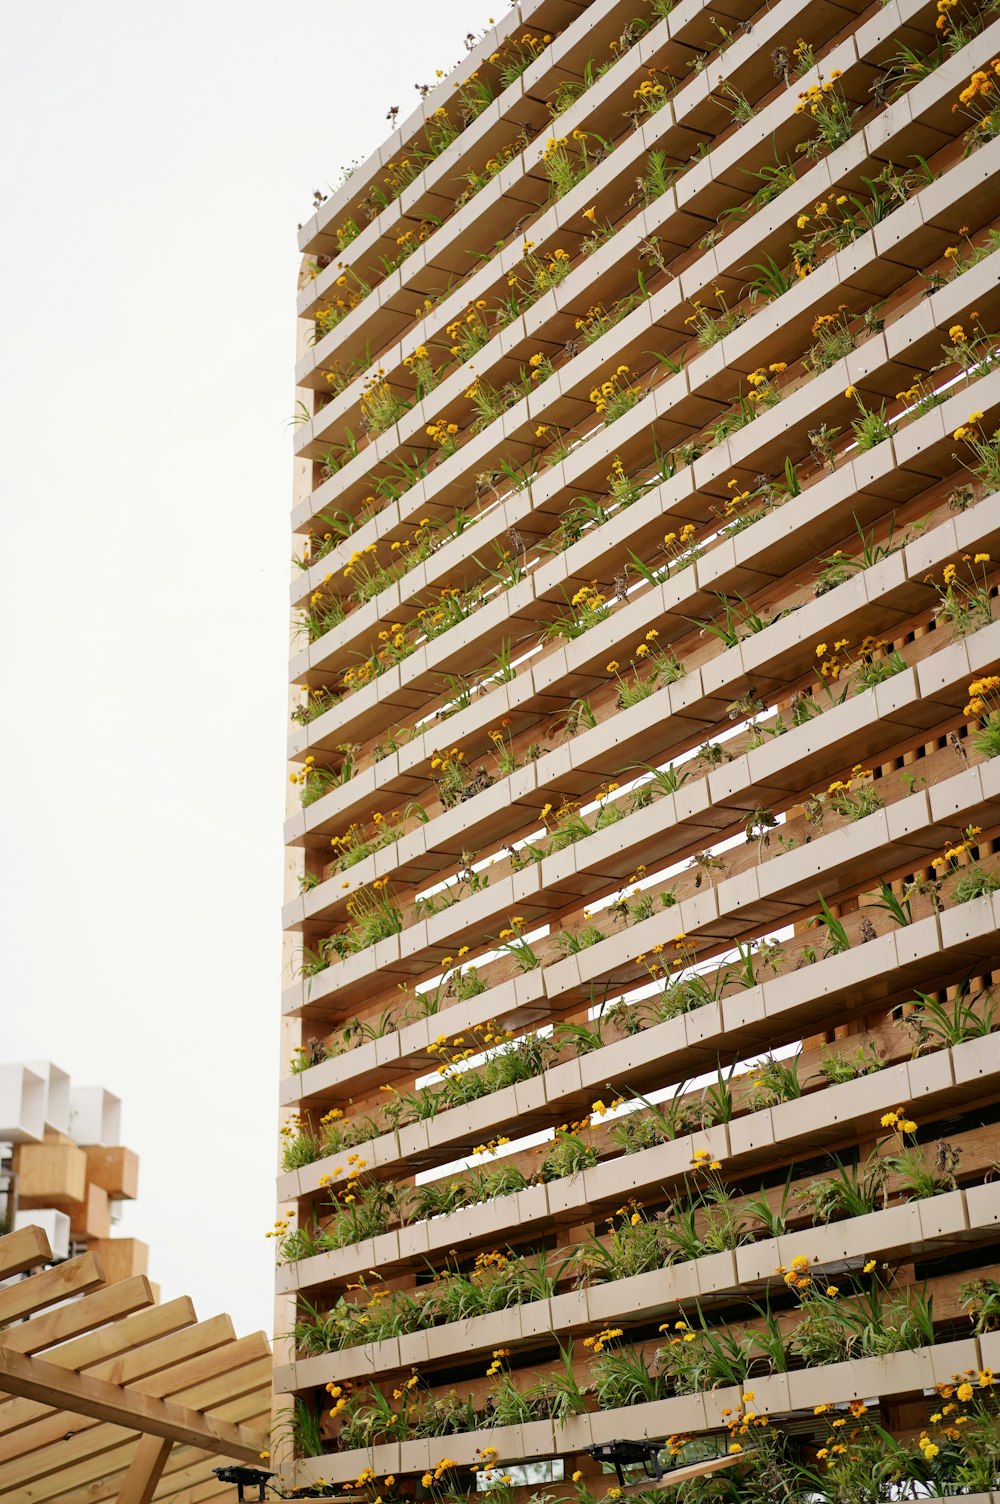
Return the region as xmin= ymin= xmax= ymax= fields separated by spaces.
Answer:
xmin=0 ymin=0 xmax=499 ymax=1339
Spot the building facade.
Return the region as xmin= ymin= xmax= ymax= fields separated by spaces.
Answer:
xmin=276 ymin=0 xmax=1000 ymax=1496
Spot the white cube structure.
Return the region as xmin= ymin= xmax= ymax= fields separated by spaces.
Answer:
xmin=13 ymin=1207 xmax=70 ymax=1262
xmin=68 ymin=1086 xmax=121 ymax=1148
xmin=0 ymin=1065 xmax=45 ymax=1144
xmin=24 ymin=1061 xmax=70 ymax=1136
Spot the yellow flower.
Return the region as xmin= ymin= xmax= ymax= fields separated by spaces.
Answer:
xmin=863 ymin=1258 xmax=877 ymax=1273
xmin=583 ymin=206 xmax=597 ymax=221
xmin=607 ymin=661 xmax=620 ymax=672
xmin=844 ymin=384 xmax=856 ymax=398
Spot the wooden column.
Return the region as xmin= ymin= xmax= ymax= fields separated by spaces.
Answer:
xmin=116 ymin=1436 xmax=172 ymax=1504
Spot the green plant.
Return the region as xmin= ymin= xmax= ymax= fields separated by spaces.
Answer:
xmin=744 ymin=1052 xmax=802 ymax=1110
xmin=541 ymin=581 xmax=613 ymax=641
xmin=657 ymin=1307 xmax=756 ymax=1393
xmin=799 ymin=1150 xmax=888 ymax=1223
xmin=843 ymin=383 xmax=892 ymax=449
xmin=539 ymin=1123 xmax=599 ymax=1180
xmin=953 ymin=58 xmax=1000 ymax=152
xmin=589 ymin=363 xmax=644 ymax=423
xmin=591 ymin=1338 xmax=665 ymax=1407
xmin=904 ymin=981 xmax=998 ymax=1052
xmin=818 ymin=1039 xmax=884 ymax=1083
xmin=683 ymin=288 xmax=746 ymax=348
xmin=273 ymin=1397 xmax=324 ymax=1458
xmin=965 ymin=671 xmax=1000 ymax=758
xmin=931 ymin=548 xmax=995 ymax=636
xmin=540 ymin=130 xmax=599 ymax=198
xmin=715 ymin=79 xmax=756 ymax=122
xmin=796 ymin=70 xmax=859 ymax=156
xmin=492 ymin=916 xmax=541 ymax=971
xmin=633 ymin=149 xmax=675 ymax=206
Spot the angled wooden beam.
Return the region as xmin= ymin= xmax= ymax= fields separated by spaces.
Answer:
xmin=0 ymin=1313 xmax=224 ymax=1439
xmin=0 ymin=1418 xmax=134 ymax=1491
xmin=0 ymin=1337 xmax=270 ymax=1463
xmin=0 ymin=1252 xmax=104 ymax=1325
xmin=0 ymin=1277 xmax=154 ymax=1356
xmin=0 ymin=1227 xmax=52 ymax=1281
xmin=12 ymin=1296 xmax=196 ymax=1369
xmin=115 ymin=1436 xmax=172 ymax=1504
xmin=136 ymin=1333 xmax=269 ymax=1403
xmin=0 ymin=1300 xmax=203 ymax=1438
xmin=0 ymin=1392 xmax=270 ymax=1503
xmin=155 ymin=1473 xmax=233 ymax=1504
xmin=0 ymin=1346 xmax=264 ymax=1461
xmin=170 ymin=1355 xmax=272 ymax=1414
xmin=102 ymin=1315 xmax=235 ymax=1387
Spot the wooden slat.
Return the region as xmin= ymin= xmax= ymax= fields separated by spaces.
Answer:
xmin=1 ymin=1430 xmax=138 ymax=1502
xmin=169 ymin=1356 xmax=272 ymax=1413
xmin=0 ymin=1309 xmax=224 ymax=1440
xmin=0 ymin=1339 xmax=270 ymax=1466
xmin=0 ymin=1277 xmax=154 ymax=1356
xmin=0 ymin=1346 xmax=264 ymax=1460
xmin=102 ymin=1316 xmax=236 ymax=1387
xmin=0 ymin=1418 xmax=134 ymax=1491
xmin=115 ymin=1436 xmax=172 ymax=1504
xmin=17 ymin=1296 xmax=197 ymax=1370
xmin=2 ymin=1392 xmax=270 ymax=1503
xmin=0 ymin=1252 xmax=104 ymax=1325
xmin=657 ymin=1455 xmax=744 ymax=1486
xmin=0 ymin=1228 xmax=52 ymax=1281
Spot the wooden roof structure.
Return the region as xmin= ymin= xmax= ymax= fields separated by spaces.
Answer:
xmin=0 ymin=1223 xmax=270 ymax=1503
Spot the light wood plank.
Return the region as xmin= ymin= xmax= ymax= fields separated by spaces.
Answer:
xmin=0 ymin=1339 xmax=269 ymax=1464
xmin=0 ymin=1227 xmax=52 ymax=1281
xmin=0 ymin=1252 xmax=104 ymax=1325
xmin=2 ymin=1393 xmax=269 ymax=1502
xmin=0 ymin=1277 xmax=154 ymax=1356
xmin=0 ymin=1312 xmax=228 ymax=1440
xmin=115 ymin=1436 xmax=172 ymax=1504
xmin=0 ymin=1346 xmax=264 ymax=1460
xmin=656 ymin=1455 xmax=744 ymax=1486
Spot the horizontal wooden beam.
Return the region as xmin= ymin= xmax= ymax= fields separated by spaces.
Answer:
xmin=0 ymin=1228 xmax=52 ymax=1282
xmin=104 ymin=1314 xmax=235 ymax=1388
xmin=65 ymin=1298 xmax=198 ymax=1373
xmin=0 ymin=1346 xmax=264 ymax=1462
xmin=0 ymin=1252 xmax=104 ymax=1326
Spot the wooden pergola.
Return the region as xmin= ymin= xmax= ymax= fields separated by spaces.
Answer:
xmin=0 ymin=1223 xmax=271 ymax=1503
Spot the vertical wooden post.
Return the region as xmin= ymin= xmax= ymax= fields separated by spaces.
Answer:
xmin=116 ymin=1435 xmax=172 ymax=1504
